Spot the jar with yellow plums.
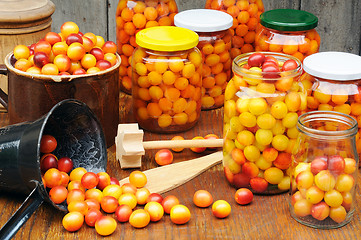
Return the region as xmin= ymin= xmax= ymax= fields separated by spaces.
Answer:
xmin=132 ymin=26 xmax=202 ymax=133
xmin=223 ymin=51 xmax=304 ymax=194
xmin=290 ymin=111 xmax=358 ymax=228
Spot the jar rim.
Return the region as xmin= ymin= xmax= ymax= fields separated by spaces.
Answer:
xmin=297 ymin=110 xmax=358 ymax=139
xmin=232 ymin=52 xmax=303 ymax=80
xmin=260 ymin=9 xmax=318 ymax=31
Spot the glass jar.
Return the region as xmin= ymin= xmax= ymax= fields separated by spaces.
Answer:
xmin=174 ymin=9 xmax=233 ymax=110
xmin=223 ymin=52 xmax=304 ymax=194
xmin=290 ymin=111 xmax=358 ymax=229
xmin=205 ymin=0 xmax=265 ymax=60
xmin=132 ymin=26 xmax=202 ymax=133
xmin=255 ymin=9 xmax=320 ymax=62
xmin=116 ymin=0 xmax=178 ymax=94
xmin=301 ymin=52 xmax=361 ymax=162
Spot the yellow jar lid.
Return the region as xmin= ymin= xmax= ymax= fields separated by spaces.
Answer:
xmin=136 ymin=26 xmax=199 ymax=52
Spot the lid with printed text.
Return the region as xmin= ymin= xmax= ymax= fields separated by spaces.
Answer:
xmin=260 ymin=9 xmax=318 ymax=31
xmin=136 ymin=26 xmax=199 ymax=52
xmin=174 ymin=9 xmax=233 ymax=33
xmin=303 ymin=52 xmax=361 ymax=81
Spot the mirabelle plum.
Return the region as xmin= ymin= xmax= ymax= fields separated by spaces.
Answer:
xmin=310 ymin=156 xmax=328 ymax=175
xmin=129 ymin=170 xmax=147 ymax=188
xmin=270 ymin=101 xmax=288 ymax=119
xmin=95 ymin=35 xmax=105 ymax=48
xmin=335 ymin=174 xmax=354 ymax=193
xmin=262 ymin=147 xmax=278 ymax=162
xmin=212 ymin=200 xmax=231 ymax=219
xmin=90 ymin=47 xmax=104 ymax=61
xmin=34 ymin=40 xmax=52 ymax=55
xmin=264 ymin=167 xmax=284 ymax=185
xmin=314 ymin=170 xmax=336 ymax=192
xmin=306 ymin=185 xmax=324 ymax=204
xmin=33 ymin=52 xmax=50 ymax=68
xmin=104 ymin=53 xmax=117 ymax=66
xmin=53 ymin=54 xmax=71 ymax=72
xmin=144 ymin=201 xmax=164 ymax=222
xmin=81 ymin=54 xmax=97 ymax=69
xmin=293 ymin=199 xmax=312 ymax=217
xmin=154 ymin=149 xmax=173 ymax=166
xmin=52 ymin=41 xmax=69 ymax=56
xmin=26 ymin=66 xmax=41 ymax=74
xmin=14 ymin=59 xmax=32 ymax=72
xmin=329 ymin=206 xmax=347 ymax=223
xmin=96 ymin=60 xmax=112 ymax=70
xmin=250 ymin=177 xmax=268 ymax=193
xmin=67 ymin=42 xmax=86 ymax=61
xmin=170 ymin=205 xmax=191 ymax=224
xmin=13 ymin=45 xmax=30 ymax=60
xmin=171 ymin=136 xmax=184 ymax=152
xmin=190 ymin=136 xmax=207 ymax=153
xmin=344 ymin=158 xmax=357 ymax=174
xmin=60 ymin=21 xmax=79 ymax=38
xmin=327 ymin=155 xmax=345 ymax=175
xmin=102 ymin=41 xmax=117 ymax=54
xmin=66 ymin=33 xmax=83 ymax=46
xmin=311 ymin=201 xmax=330 ymax=221
xmin=118 ymin=193 xmax=137 ymax=209
xmin=41 ymin=63 xmax=59 ymax=75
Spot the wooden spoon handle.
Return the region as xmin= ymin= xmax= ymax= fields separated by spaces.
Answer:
xmin=142 ymin=139 xmax=223 ymax=150
xmin=119 ymin=151 xmax=223 ymax=194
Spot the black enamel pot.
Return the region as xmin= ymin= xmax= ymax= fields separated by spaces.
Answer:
xmin=0 ymin=99 xmax=107 ymax=240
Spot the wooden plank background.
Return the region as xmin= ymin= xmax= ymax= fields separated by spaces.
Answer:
xmin=50 ymin=0 xmax=361 ymax=55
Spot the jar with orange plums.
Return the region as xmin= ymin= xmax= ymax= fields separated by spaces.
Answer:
xmin=116 ymin=0 xmax=178 ymax=94
xmin=132 ymin=26 xmax=202 ymax=133
xmin=301 ymin=51 xmax=361 ymax=162
xmin=205 ymin=0 xmax=265 ymax=60
xmin=174 ymin=9 xmax=233 ymax=110
xmin=255 ymin=9 xmax=320 ymax=62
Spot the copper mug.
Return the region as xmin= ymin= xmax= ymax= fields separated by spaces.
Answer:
xmin=0 ymin=52 xmax=120 ymax=147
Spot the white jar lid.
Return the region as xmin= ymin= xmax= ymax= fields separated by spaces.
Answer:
xmin=303 ymin=52 xmax=361 ymax=81
xmin=174 ymin=9 xmax=233 ymax=33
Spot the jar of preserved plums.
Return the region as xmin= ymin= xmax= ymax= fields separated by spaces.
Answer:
xmin=205 ymin=0 xmax=265 ymax=59
xmin=301 ymin=51 xmax=361 ymax=162
xmin=223 ymin=52 xmax=304 ymax=194
xmin=290 ymin=110 xmax=358 ymax=229
xmin=116 ymin=0 xmax=178 ymax=94
xmin=132 ymin=26 xmax=202 ymax=133
xmin=174 ymin=9 xmax=233 ymax=110
xmin=255 ymin=9 xmax=320 ymax=62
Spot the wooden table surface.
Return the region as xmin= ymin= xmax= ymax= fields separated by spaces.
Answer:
xmin=0 ymin=93 xmax=360 ymax=240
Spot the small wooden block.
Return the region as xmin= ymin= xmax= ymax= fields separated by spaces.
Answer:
xmin=119 ymin=155 xmax=142 ymax=169
xmin=115 ymin=123 xmax=144 ymax=169
xmin=121 ymin=130 xmax=145 ymax=155
xmin=117 ymin=123 xmax=140 ymax=134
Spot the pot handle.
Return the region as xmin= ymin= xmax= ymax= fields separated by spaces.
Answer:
xmin=0 ymin=64 xmax=8 ymax=110
xmin=0 ymin=184 xmax=44 ymax=240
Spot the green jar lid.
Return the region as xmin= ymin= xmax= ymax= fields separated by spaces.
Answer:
xmin=260 ymin=9 xmax=318 ymax=31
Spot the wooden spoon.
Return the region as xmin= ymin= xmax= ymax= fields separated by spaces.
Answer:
xmin=119 ymin=151 xmax=223 ymax=194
